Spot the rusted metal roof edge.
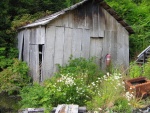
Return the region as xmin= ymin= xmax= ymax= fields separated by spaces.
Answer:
xmin=19 ymin=0 xmax=134 ymax=34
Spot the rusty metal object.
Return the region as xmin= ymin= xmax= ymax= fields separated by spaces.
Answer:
xmin=125 ymin=77 xmax=150 ymax=98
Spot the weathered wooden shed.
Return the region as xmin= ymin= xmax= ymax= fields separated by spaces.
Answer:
xmin=17 ymin=0 xmax=134 ymax=82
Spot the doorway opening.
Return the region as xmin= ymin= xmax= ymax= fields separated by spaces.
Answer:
xmin=39 ymin=44 xmax=43 ymax=82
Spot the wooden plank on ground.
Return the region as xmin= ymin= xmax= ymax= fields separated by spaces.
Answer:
xmin=55 ymin=104 xmax=78 ymax=113
xmin=68 ymin=104 xmax=78 ymax=113
xmin=55 ymin=104 xmax=66 ymax=113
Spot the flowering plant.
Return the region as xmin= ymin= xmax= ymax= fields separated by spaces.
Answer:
xmin=43 ymin=72 xmax=93 ymax=106
xmin=86 ymin=72 xmax=125 ymax=111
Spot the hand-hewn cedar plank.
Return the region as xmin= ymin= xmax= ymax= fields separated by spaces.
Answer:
xmin=64 ymin=27 xmax=73 ymax=64
xmin=30 ymin=27 xmax=45 ymax=44
xmin=81 ymin=29 xmax=90 ymax=59
xmin=72 ymin=28 xmax=82 ymax=58
xmin=48 ymin=17 xmax=63 ymax=26
xmin=40 ymin=26 xmax=45 ymax=44
xmin=109 ymin=31 xmax=117 ymax=66
xmin=98 ymin=6 xmax=104 ymax=37
xmin=92 ymin=4 xmax=99 ymax=37
xmin=85 ymin=2 xmax=92 ymax=29
xmin=62 ymin=14 xmax=69 ymax=27
xmin=116 ymin=23 xmax=124 ymax=67
xmin=68 ymin=12 xmax=74 ymax=28
xmin=53 ymin=27 xmax=65 ymax=72
xmin=75 ymin=5 xmax=86 ymax=28
xmin=36 ymin=27 xmax=41 ymax=44
xmin=99 ymin=7 xmax=106 ymax=31
xmin=90 ymin=38 xmax=96 ymax=57
xmin=29 ymin=45 xmax=39 ymax=82
xmin=30 ymin=28 xmax=36 ymax=44
xmin=95 ymin=38 xmax=103 ymax=67
xmin=23 ymin=29 xmax=30 ymax=65
xmin=122 ymin=27 xmax=129 ymax=68
xmin=18 ymin=30 xmax=24 ymax=60
xmin=42 ymin=26 xmax=55 ymax=80
xmin=103 ymin=8 xmax=113 ymax=30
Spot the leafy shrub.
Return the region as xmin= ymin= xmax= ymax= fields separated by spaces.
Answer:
xmin=44 ymin=73 xmax=93 ymax=106
xmin=129 ymin=62 xmax=142 ymax=78
xmin=19 ymin=57 xmax=102 ymax=109
xmin=0 ymin=47 xmax=18 ymax=71
xmin=19 ymin=83 xmax=46 ymax=108
xmin=56 ymin=57 xmax=103 ymax=84
xmin=11 ymin=11 xmax=52 ymax=31
xmin=112 ymin=97 xmax=132 ymax=113
xmin=20 ymin=72 xmax=94 ymax=109
xmin=143 ymin=58 xmax=150 ymax=79
xmin=0 ymin=59 xmax=30 ymax=94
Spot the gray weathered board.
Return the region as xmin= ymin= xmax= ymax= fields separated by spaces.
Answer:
xmin=55 ymin=104 xmax=78 ymax=113
xmin=18 ymin=105 xmax=87 ymax=113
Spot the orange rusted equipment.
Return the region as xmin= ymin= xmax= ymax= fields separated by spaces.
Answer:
xmin=125 ymin=77 xmax=150 ymax=98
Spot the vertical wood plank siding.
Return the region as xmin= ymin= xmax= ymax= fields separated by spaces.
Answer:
xmin=29 ymin=45 xmax=39 ymax=82
xmin=53 ymin=27 xmax=65 ymax=72
xmin=23 ymin=29 xmax=30 ymax=65
xmin=17 ymin=30 xmax=24 ymax=60
xmin=81 ymin=29 xmax=90 ymax=59
xmin=64 ymin=28 xmax=73 ymax=63
xmin=18 ymin=1 xmax=130 ymax=81
xmin=42 ymin=26 xmax=55 ymax=80
xmin=72 ymin=28 xmax=82 ymax=58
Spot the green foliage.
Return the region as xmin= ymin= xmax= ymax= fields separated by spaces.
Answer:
xmin=86 ymin=72 xmax=124 ymax=111
xmin=44 ymin=73 xmax=93 ymax=106
xmin=0 ymin=92 xmax=20 ymax=112
xmin=143 ymin=58 xmax=150 ymax=79
xmin=19 ymin=83 xmax=46 ymax=108
xmin=11 ymin=11 xmax=52 ymax=30
xmin=112 ymin=97 xmax=132 ymax=113
xmin=19 ymin=73 xmax=93 ymax=109
xmin=129 ymin=62 xmax=142 ymax=78
xmin=64 ymin=0 xmax=81 ymax=7
xmin=0 ymin=59 xmax=30 ymax=94
xmin=19 ymin=57 xmax=101 ymax=109
xmin=56 ymin=57 xmax=103 ymax=84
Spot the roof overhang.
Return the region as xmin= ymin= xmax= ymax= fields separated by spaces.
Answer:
xmin=19 ymin=0 xmax=134 ymax=34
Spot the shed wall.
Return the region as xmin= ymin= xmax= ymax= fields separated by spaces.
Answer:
xmin=18 ymin=1 xmax=129 ymax=81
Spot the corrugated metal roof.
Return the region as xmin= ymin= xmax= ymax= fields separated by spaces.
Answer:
xmin=20 ymin=0 xmax=134 ymax=34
